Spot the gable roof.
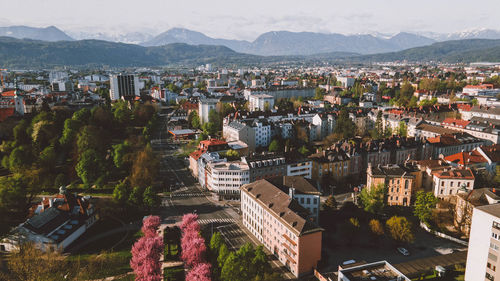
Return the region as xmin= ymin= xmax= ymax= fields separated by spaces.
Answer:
xmin=241 ymin=179 xmax=322 ymax=236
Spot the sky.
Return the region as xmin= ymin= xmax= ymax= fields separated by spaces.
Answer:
xmin=1 ymin=0 xmax=500 ymax=40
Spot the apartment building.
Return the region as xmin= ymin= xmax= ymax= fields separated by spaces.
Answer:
xmin=309 ymin=148 xmax=351 ymax=181
xmin=242 ymin=153 xmax=287 ymax=182
xmin=248 ymin=94 xmax=274 ymax=111
xmin=267 ymin=176 xmax=321 ymax=223
xmin=109 ymin=74 xmax=139 ymax=101
xmin=366 ymin=163 xmax=422 ymax=207
xmin=241 ymin=179 xmax=323 ymax=277
xmin=206 ymin=161 xmax=249 ymax=199
xmin=465 ymin=204 xmax=500 ymax=281
xmin=455 ymin=188 xmax=500 ymax=237
xmin=427 ymin=133 xmax=484 ymax=159
xmin=198 ymin=98 xmax=219 ymax=123
xmin=432 ymin=168 xmax=475 ymax=198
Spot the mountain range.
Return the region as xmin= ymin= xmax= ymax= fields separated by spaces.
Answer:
xmin=0 ymin=26 xmax=73 ymax=42
xmin=142 ymin=28 xmax=436 ymax=56
xmin=1 ymin=36 xmax=500 ymax=68
xmin=4 ymin=25 xmax=500 ymax=57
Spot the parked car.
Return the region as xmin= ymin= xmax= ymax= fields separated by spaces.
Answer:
xmin=397 ymin=247 xmax=410 ymax=256
xmin=342 ymin=260 xmax=356 ymax=265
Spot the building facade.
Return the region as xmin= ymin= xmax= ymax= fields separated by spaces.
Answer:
xmin=241 ymin=178 xmax=323 ymax=277
xmin=109 ymin=74 xmax=140 ymax=101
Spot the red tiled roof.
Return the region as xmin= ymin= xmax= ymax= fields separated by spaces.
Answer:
xmin=189 ymin=149 xmax=206 ymax=161
xmin=182 ymin=102 xmax=198 ymax=110
xmin=444 ymin=151 xmax=487 ymax=165
xmin=427 ymin=134 xmax=461 ymax=146
xmin=200 ymin=139 xmax=227 ymax=147
xmin=442 ymin=118 xmax=470 ymax=128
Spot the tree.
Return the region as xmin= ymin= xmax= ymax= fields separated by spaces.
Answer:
xmin=185 ymin=263 xmax=211 ymax=281
xmin=59 ymin=119 xmax=81 ymax=147
xmin=369 ymin=219 xmax=384 ymax=236
xmin=359 ymin=184 xmax=386 ymax=214
xmin=12 ymin=119 xmax=30 ymax=145
xmin=221 ymin=252 xmax=242 ymax=281
xmin=0 ymin=174 xmax=28 ymax=214
xmin=190 ymin=111 xmax=201 ymax=129
xmin=76 ymin=125 xmax=104 ymax=153
xmin=324 ymin=195 xmax=337 ymax=212
xmin=112 ymin=100 xmax=132 ymax=124
xmin=208 ymin=109 xmax=221 ymax=132
xmin=8 ymin=146 xmax=32 ymax=172
xmin=75 ymin=149 xmax=103 ymax=186
xmin=112 ymin=140 xmax=132 ymax=170
xmin=298 ymin=145 xmax=309 ymax=156
xmin=314 ymin=87 xmax=325 ymax=100
xmin=217 ymin=243 xmax=230 ymax=268
xmin=386 ymin=216 xmax=414 ymax=243
xmin=143 ymin=186 xmax=160 ymax=208
xmin=130 ymin=216 xmax=164 ymax=281
xmin=113 ymin=180 xmax=129 ymax=204
xmin=413 ymin=191 xmax=438 ymax=225
xmin=130 ymin=145 xmax=158 ymax=189
xmin=333 ymin=109 xmax=356 ymax=140
xmin=223 ymin=149 xmax=240 ymax=161
xmin=268 ymin=139 xmax=280 ymax=152
xmin=210 ymin=232 xmax=223 ymax=254
xmin=375 ymin=111 xmax=383 ymax=139
xmin=397 ymin=121 xmax=407 ymax=137
xmin=128 ymin=186 xmax=144 ymax=206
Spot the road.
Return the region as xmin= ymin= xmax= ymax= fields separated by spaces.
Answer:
xmin=150 ymin=108 xmax=296 ymax=279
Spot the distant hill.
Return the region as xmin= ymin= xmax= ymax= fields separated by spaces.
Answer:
xmin=142 ymin=28 xmax=251 ymax=52
xmin=354 ymin=39 xmax=500 ymax=62
xmin=0 ymin=37 xmax=266 ymax=68
xmin=1 ymin=36 xmax=500 ymax=68
xmin=0 ymin=26 xmax=73 ymax=42
xmin=143 ymin=28 xmax=435 ymax=56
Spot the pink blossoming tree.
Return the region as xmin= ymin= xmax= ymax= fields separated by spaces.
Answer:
xmin=131 ymin=215 xmax=164 ymax=281
xmin=180 ymin=213 xmax=211 ymax=281
xmin=185 ymin=263 xmax=211 ymax=281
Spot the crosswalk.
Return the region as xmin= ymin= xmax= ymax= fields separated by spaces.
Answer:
xmin=170 ymin=192 xmax=206 ymax=198
xmin=198 ymin=218 xmax=236 ymax=225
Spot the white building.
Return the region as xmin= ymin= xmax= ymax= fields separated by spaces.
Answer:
xmin=253 ymin=120 xmax=271 ymax=147
xmin=432 ymin=169 xmax=475 ymax=198
xmin=465 ymin=204 xmax=500 ymax=281
xmin=249 ymin=94 xmax=274 ymax=112
xmin=109 ymin=74 xmax=140 ymax=101
xmin=0 ymin=186 xmax=97 ymax=252
xmin=337 ymin=76 xmax=355 ymax=88
xmin=206 ymin=161 xmax=249 ymax=199
xmin=198 ymin=98 xmax=219 ymax=123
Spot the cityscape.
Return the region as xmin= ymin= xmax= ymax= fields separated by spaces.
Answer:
xmin=0 ymin=1 xmax=500 ymax=281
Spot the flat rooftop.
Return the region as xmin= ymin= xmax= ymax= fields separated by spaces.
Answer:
xmin=339 ymin=261 xmax=409 ymax=281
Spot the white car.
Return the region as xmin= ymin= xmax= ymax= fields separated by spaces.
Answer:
xmin=342 ymin=260 xmax=356 ymax=265
xmin=397 ymin=247 xmax=410 ymax=256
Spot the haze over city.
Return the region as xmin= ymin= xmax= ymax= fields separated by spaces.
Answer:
xmin=1 ymin=0 xmax=500 ymax=40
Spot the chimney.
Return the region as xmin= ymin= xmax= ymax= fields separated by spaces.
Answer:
xmin=49 ymin=198 xmax=53 ymax=208
xmin=289 ymin=187 xmax=295 ymax=199
xmin=42 ymin=197 xmax=46 ymax=211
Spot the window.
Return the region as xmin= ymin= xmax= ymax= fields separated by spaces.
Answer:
xmin=300 ymin=198 xmax=304 ymax=204
xmin=313 ymin=198 xmax=317 ymax=204
xmin=441 ymin=181 xmax=444 ymax=187
xmin=306 ymin=198 xmax=311 ymax=204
